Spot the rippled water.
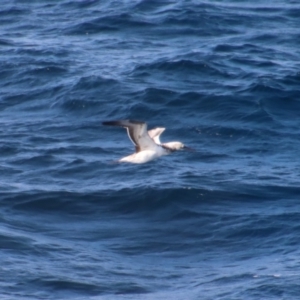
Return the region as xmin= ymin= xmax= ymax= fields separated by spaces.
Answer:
xmin=1 ymin=1 xmax=300 ymax=299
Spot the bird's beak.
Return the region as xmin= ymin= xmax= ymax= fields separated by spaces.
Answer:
xmin=183 ymin=146 xmax=195 ymax=152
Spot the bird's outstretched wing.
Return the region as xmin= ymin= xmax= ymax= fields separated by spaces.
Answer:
xmin=102 ymin=120 xmax=158 ymax=152
xmin=148 ymin=127 xmax=165 ymax=144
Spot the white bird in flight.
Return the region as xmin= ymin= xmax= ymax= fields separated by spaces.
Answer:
xmin=102 ymin=120 xmax=192 ymax=164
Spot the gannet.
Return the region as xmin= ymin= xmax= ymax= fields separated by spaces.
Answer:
xmin=102 ymin=120 xmax=192 ymax=164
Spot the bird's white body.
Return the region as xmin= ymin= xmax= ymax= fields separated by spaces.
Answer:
xmin=102 ymin=120 xmax=188 ymax=164
xmin=119 ymin=146 xmax=168 ymax=164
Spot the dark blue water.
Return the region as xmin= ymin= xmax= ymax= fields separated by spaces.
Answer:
xmin=1 ymin=1 xmax=300 ymax=299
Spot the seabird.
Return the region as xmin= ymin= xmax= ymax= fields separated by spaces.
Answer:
xmin=102 ymin=120 xmax=192 ymax=164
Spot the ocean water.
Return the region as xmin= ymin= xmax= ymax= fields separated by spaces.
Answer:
xmin=1 ymin=0 xmax=300 ymax=299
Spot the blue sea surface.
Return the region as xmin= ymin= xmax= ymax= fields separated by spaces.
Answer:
xmin=1 ymin=0 xmax=300 ymax=299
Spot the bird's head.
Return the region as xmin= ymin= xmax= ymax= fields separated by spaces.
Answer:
xmin=163 ymin=142 xmax=194 ymax=152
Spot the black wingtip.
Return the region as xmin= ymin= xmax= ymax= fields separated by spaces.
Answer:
xmin=102 ymin=121 xmax=118 ymax=126
xmin=102 ymin=120 xmax=145 ymax=126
